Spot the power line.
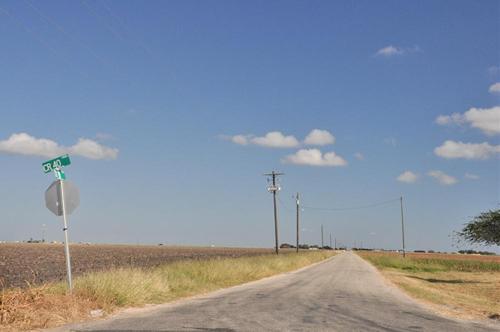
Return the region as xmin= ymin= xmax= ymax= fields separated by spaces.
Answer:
xmin=277 ymin=196 xmax=294 ymax=213
xmin=302 ymin=198 xmax=400 ymax=212
xmin=24 ymin=0 xmax=106 ymax=64
xmin=0 ymin=4 xmax=89 ymax=78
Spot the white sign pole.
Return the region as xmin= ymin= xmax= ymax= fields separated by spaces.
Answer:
xmin=58 ymin=173 xmax=73 ymax=293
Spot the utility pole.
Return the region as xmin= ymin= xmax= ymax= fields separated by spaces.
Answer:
xmin=334 ymin=237 xmax=337 ymax=250
xmin=42 ymin=224 xmax=46 ymax=243
xmin=265 ymin=171 xmax=283 ymax=255
xmin=321 ymin=224 xmax=324 ymax=248
xmin=295 ymin=192 xmax=300 ymax=253
xmin=400 ymin=196 xmax=406 ymax=258
xmin=329 ymin=233 xmax=332 ymax=248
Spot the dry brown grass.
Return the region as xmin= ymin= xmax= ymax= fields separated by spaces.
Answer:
xmin=0 ymin=285 xmax=95 ymax=331
xmin=383 ymin=270 xmax=499 ymax=320
xmin=358 ymin=251 xmax=500 ymax=321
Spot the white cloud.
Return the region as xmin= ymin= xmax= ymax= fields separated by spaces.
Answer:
xmin=0 ymin=133 xmax=65 ymax=157
xmin=69 ymin=138 xmax=118 ymax=160
xmin=282 ymin=149 xmax=347 ymax=167
xmin=224 ymin=132 xmax=299 ymax=148
xmin=376 ymin=45 xmax=404 ymax=57
xmin=428 ymin=170 xmax=458 ymax=185
xmin=434 ymin=140 xmax=500 ymax=160
xmin=219 ymin=134 xmax=250 ymax=145
xmin=354 ymin=152 xmax=364 ymax=160
xmin=251 ymin=131 xmax=299 ymax=148
xmin=465 ymin=173 xmax=479 ymax=180
xmin=489 ymin=82 xmax=500 ymax=94
xmin=435 ymin=113 xmax=466 ymax=126
xmin=397 ymin=171 xmax=418 ymax=183
xmin=226 ymin=129 xmax=339 ymax=148
xmin=435 ymin=106 xmax=500 ymax=136
xmin=465 ymin=107 xmax=500 ymax=136
xmin=304 ymin=129 xmax=335 ymax=146
xmin=0 ymin=133 xmax=118 ymax=160
xmin=375 ymin=45 xmax=420 ymax=57
xmin=231 ymin=135 xmax=250 ymax=145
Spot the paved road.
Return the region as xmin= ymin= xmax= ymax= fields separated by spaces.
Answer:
xmin=60 ymin=252 xmax=499 ymax=332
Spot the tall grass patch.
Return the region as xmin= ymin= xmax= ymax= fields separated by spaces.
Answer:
xmin=71 ymin=268 xmax=171 ymax=308
xmin=156 ymin=251 xmax=331 ymax=298
xmin=360 ymin=253 xmax=500 ymax=273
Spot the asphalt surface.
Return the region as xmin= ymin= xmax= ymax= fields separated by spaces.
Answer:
xmin=59 ymin=252 xmax=499 ymax=332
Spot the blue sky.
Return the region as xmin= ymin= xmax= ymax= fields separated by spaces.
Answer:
xmin=0 ymin=0 xmax=498 ymax=252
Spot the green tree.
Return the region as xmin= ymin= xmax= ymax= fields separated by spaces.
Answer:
xmin=457 ymin=209 xmax=500 ymax=246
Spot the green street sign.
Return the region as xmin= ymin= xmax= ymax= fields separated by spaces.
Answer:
xmin=42 ymin=154 xmax=71 ymax=173
xmin=54 ymin=169 xmax=66 ymax=180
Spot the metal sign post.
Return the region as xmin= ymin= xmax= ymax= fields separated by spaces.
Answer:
xmin=59 ymin=171 xmax=72 ymax=292
xmin=43 ymin=155 xmax=79 ymax=294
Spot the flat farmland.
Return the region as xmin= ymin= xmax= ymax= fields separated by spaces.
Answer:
xmin=0 ymin=243 xmax=274 ymax=289
xmin=357 ymin=251 xmax=500 ymax=320
xmin=361 ymin=251 xmax=500 ymax=263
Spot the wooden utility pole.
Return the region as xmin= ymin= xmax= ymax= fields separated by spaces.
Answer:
xmin=321 ymin=224 xmax=324 ymax=248
xmin=296 ymin=192 xmax=300 ymax=253
xmin=400 ymin=196 xmax=406 ymax=258
xmin=329 ymin=233 xmax=332 ymax=248
xmin=265 ymin=171 xmax=283 ymax=255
